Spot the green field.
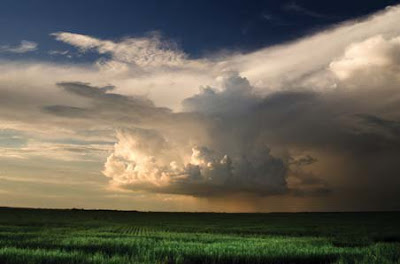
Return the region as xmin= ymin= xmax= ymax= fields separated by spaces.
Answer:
xmin=0 ymin=208 xmax=399 ymax=263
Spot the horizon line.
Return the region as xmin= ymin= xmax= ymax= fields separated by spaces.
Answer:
xmin=1 ymin=206 xmax=399 ymax=214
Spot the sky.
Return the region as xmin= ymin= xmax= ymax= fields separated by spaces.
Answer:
xmin=1 ymin=0 xmax=400 ymax=212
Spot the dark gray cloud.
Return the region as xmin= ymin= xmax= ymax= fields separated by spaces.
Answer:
xmin=43 ymin=105 xmax=89 ymax=118
xmin=44 ymin=82 xmax=171 ymax=125
xmin=357 ymin=114 xmax=400 ymax=138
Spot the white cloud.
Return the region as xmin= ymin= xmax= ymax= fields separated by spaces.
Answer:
xmin=330 ymin=35 xmax=400 ymax=79
xmin=52 ymin=32 xmax=188 ymax=68
xmin=0 ymin=40 xmax=37 ymax=53
xmin=228 ymin=5 xmax=400 ymax=91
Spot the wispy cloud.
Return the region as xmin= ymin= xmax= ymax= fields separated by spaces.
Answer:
xmin=261 ymin=13 xmax=293 ymax=26
xmin=283 ymin=1 xmax=336 ymax=19
xmin=0 ymin=40 xmax=38 ymax=53
xmin=48 ymin=50 xmax=72 ymax=58
xmin=51 ymin=32 xmax=187 ymax=68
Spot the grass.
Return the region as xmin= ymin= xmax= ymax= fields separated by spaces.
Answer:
xmin=0 ymin=208 xmax=399 ymax=263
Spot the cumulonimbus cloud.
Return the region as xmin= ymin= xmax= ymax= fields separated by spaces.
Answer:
xmin=103 ymin=129 xmax=288 ymax=197
xmin=1 ymin=6 xmax=400 ymax=208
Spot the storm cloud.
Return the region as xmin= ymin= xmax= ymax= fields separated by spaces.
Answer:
xmin=1 ymin=5 xmax=400 ymax=210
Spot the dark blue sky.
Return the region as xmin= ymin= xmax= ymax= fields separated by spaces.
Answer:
xmin=0 ymin=0 xmax=398 ymax=59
